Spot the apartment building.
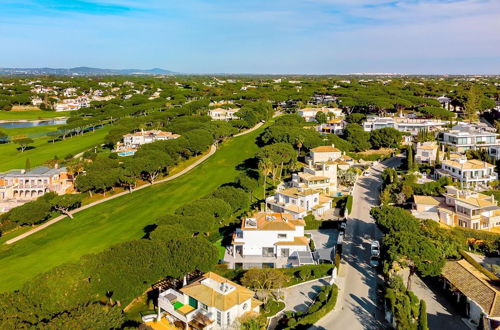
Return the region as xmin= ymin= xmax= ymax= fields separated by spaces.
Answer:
xmin=207 ymin=108 xmax=240 ymax=121
xmin=157 ymin=272 xmax=262 ymax=330
xmin=435 ymin=159 xmax=497 ymax=190
xmin=440 ymin=123 xmax=499 ymax=152
xmin=225 ymin=212 xmax=314 ymax=269
xmin=362 ymin=116 xmax=446 ymax=135
xmin=265 ymin=187 xmax=332 ymax=219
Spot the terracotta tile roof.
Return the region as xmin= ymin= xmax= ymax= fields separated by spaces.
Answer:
xmin=242 ymin=212 xmax=305 ymax=231
xmin=417 ymin=144 xmax=437 ymax=150
xmin=414 ymin=195 xmax=440 ymax=206
xmin=456 ymin=196 xmax=496 ymax=208
xmin=297 ymin=173 xmax=329 ymax=181
xmin=180 ymin=272 xmax=261 ymax=312
xmin=311 ymin=146 xmax=341 ymax=153
xmin=279 ymin=204 xmax=305 ymax=214
xmin=442 ymin=159 xmax=495 ymax=170
xmin=280 ymin=187 xmax=319 ymax=197
xmin=442 ymin=260 xmax=500 ymax=317
xmin=274 ymin=236 xmax=309 ymax=246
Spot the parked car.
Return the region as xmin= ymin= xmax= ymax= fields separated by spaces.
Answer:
xmin=370 ymin=240 xmax=380 ymax=257
xmin=370 ymin=256 xmax=380 ymax=267
xmin=364 ymin=171 xmax=370 ymax=176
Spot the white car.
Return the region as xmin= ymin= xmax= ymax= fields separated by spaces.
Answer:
xmin=364 ymin=171 xmax=370 ymax=176
xmin=370 ymin=240 xmax=380 ymax=257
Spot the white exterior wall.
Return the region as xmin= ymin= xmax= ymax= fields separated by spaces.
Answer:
xmin=240 ymin=227 xmax=304 ymax=256
xmin=310 ymin=151 xmax=341 ymax=163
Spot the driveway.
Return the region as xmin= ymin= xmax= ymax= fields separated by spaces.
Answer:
xmin=283 ymin=278 xmax=330 ymax=313
xmin=306 ymin=229 xmax=338 ymax=249
xmin=406 ymin=273 xmax=468 ymax=330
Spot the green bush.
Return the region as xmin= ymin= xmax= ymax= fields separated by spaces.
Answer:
xmin=289 ymin=284 xmax=339 ymax=329
xmin=346 ymin=195 xmax=353 ymax=214
xmin=459 ymin=250 xmax=500 ymax=283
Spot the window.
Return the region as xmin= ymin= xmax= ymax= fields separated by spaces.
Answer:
xmin=227 ymin=311 xmax=231 ymax=325
xmin=217 ymin=311 xmax=222 ymax=325
xmin=243 ymin=303 xmax=248 ymax=310
xmin=201 ymin=303 xmax=208 ymax=311
xmin=278 ymin=234 xmax=287 ymax=239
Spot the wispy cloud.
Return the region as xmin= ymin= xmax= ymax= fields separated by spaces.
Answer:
xmin=1 ymin=0 xmax=139 ymax=16
xmin=0 ymin=0 xmax=498 ymax=73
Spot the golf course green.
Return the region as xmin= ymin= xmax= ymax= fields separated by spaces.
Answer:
xmin=0 ymin=123 xmax=266 ymax=292
xmin=0 ymin=127 xmax=111 ymax=171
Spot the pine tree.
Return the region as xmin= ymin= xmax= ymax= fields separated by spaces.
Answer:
xmin=25 ymin=158 xmax=31 ymax=171
xmin=435 ymin=146 xmax=441 ymax=165
xmin=407 ymin=145 xmax=414 ymax=171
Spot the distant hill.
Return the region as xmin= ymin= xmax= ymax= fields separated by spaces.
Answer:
xmin=0 ymin=66 xmax=176 ymax=76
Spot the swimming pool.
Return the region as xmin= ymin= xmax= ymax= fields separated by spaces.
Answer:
xmin=118 ymin=151 xmax=135 ymax=157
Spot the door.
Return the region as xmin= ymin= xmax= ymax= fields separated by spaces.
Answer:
xmin=188 ymin=296 xmax=198 ymax=309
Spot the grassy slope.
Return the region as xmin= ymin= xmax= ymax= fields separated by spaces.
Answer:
xmin=0 ymin=124 xmax=265 ymax=292
xmin=0 ymin=111 xmax=65 ymax=120
xmin=0 ymin=127 xmax=111 ymax=171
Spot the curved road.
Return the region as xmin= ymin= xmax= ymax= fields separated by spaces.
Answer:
xmin=313 ymin=156 xmax=402 ymax=330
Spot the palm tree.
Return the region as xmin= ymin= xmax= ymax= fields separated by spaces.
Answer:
xmin=295 ymin=135 xmax=304 ymax=160
xmin=259 ymin=158 xmax=273 ymax=199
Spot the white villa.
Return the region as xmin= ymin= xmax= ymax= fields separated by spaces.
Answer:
xmin=298 ymin=107 xmax=343 ymax=122
xmin=208 ymin=108 xmax=240 ymax=121
xmin=289 ymin=145 xmax=342 ymax=196
xmin=266 ymin=187 xmax=332 ymax=219
xmin=413 ymin=186 xmax=500 ymax=231
xmin=415 ymin=142 xmax=439 ymax=164
xmin=316 ymin=118 xmax=345 ymax=135
xmin=489 ymin=146 xmax=500 ymax=160
xmin=440 ymin=123 xmax=500 ymax=153
xmin=435 ymin=159 xmax=497 ymax=190
xmin=224 ymin=212 xmax=313 ymax=269
xmin=362 ymin=116 xmax=446 ymax=135
xmin=117 ymin=129 xmax=180 ymax=153
xmin=157 ymin=272 xmax=262 ymax=330
xmin=440 ymin=186 xmax=500 ymax=230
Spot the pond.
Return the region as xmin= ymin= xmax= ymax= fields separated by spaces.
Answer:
xmin=0 ymin=119 xmax=67 ymax=129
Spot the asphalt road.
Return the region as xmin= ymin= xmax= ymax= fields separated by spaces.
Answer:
xmin=313 ymin=156 xmax=402 ymax=330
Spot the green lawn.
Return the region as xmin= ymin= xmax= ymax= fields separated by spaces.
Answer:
xmin=0 ymin=123 xmax=267 ymax=292
xmin=0 ymin=127 xmax=111 ymax=171
xmin=0 ymin=110 xmax=66 ymax=120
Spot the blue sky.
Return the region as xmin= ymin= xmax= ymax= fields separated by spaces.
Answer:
xmin=0 ymin=0 xmax=499 ymax=74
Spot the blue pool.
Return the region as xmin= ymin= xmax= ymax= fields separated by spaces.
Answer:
xmin=118 ymin=151 xmax=136 ymax=157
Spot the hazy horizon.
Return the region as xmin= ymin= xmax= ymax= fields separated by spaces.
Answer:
xmin=1 ymin=0 xmax=499 ymax=75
